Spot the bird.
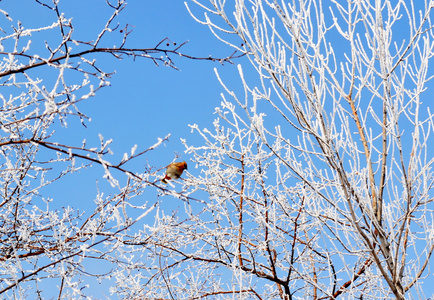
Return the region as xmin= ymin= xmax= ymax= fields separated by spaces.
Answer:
xmin=161 ymin=161 xmax=188 ymax=184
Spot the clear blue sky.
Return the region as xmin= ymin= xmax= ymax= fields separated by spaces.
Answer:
xmin=64 ymin=0 xmax=241 ymax=173
xmin=3 ymin=1 xmax=432 ymax=298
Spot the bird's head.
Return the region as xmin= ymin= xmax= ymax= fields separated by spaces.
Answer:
xmin=182 ymin=161 xmax=188 ymax=170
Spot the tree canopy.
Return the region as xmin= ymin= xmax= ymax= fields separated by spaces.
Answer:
xmin=1 ymin=0 xmax=434 ymax=299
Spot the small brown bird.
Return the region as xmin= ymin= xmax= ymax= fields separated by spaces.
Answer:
xmin=161 ymin=161 xmax=188 ymax=184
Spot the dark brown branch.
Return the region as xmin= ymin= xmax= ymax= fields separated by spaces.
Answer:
xmin=0 ymin=42 xmax=247 ymax=79
xmin=237 ymin=154 xmax=245 ymax=266
xmin=331 ymin=258 xmax=373 ymax=299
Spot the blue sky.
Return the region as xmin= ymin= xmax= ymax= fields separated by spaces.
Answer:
xmin=2 ymin=1 xmax=433 ymax=298
xmin=65 ymin=0 xmax=240 ymax=171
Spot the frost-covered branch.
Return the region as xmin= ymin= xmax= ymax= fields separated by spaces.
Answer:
xmin=152 ymin=0 xmax=434 ymax=299
xmin=0 ymin=0 xmax=238 ymax=298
